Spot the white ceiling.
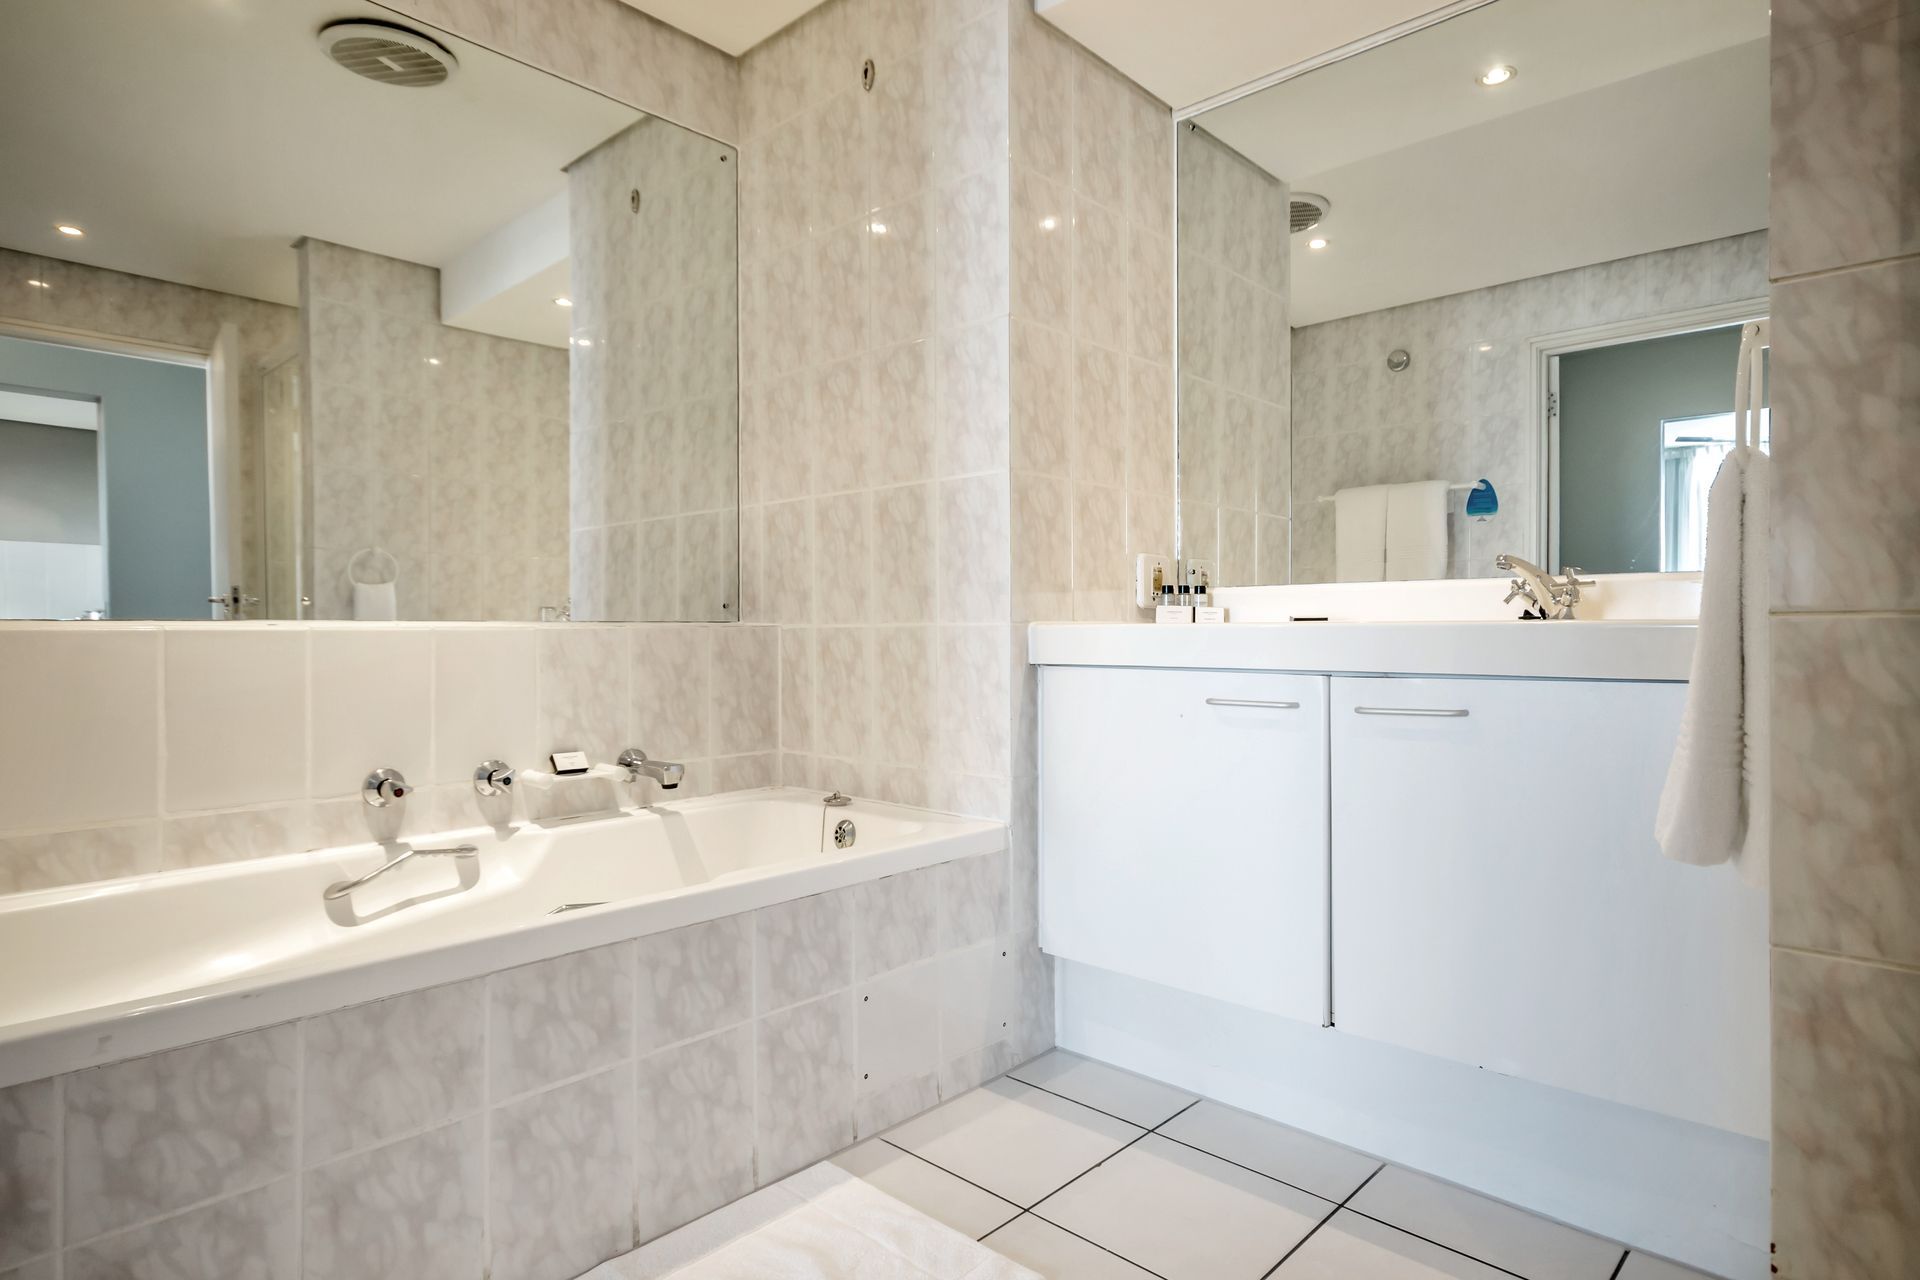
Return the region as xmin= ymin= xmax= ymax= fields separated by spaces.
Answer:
xmin=1188 ymin=0 xmax=1770 ymax=325
xmin=0 ymin=0 xmax=641 ymax=348
xmin=618 ymin=0 xmax=827 ymax=56
xmin=0 ymin=389 xmax=100 ymax=432
xmin=1039 ymin=0 xmax=1460 ymax=111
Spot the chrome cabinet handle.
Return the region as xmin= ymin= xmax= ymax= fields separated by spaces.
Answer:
xmin=1354 ymin=706 xmax=1470 ymax=718
xmin=1206 ymin=698 xmax=1301 ymax=709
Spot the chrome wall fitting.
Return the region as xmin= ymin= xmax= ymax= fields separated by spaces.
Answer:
xmin=324 ymin=842 xmax=478 ymax=901
xmin=362 ymin=767 xmax=410 ymax=807
xmin=473 ymin=760 xmax=515 ymax=796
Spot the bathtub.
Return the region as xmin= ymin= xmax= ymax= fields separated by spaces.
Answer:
xmin=0 ymin=787 xmax=1004 ymax=1088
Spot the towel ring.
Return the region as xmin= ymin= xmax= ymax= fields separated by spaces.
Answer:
xmin=347 ymin=546 xmax=399 ymax=587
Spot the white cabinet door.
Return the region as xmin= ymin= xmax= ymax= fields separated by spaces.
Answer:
xmin=1329 ymin=676 xmax=1770 ymax=1137
xmin=1039 ymin=667 xmax=1329 ymax=1023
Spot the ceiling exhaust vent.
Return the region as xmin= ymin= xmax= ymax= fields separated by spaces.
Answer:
xmin=1290 ymin=192 xmax=1331 ymax=235
xmin=318 ymin=21 xmax=458 ymax=88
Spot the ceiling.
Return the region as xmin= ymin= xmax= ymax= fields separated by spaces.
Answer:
xmin=1189 ymin=0 xmax=1770 ymax=325
xmin=618 ymin=0 xmax=826 ymax=56
xmin=0 ymin=0 xmax=641 ymax=348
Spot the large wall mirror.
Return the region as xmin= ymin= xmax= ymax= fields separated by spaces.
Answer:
xmin=0 ymin=0 xmax=737 ymax=622
xmin=1177 ymin=0 xmax=1769 ymax=587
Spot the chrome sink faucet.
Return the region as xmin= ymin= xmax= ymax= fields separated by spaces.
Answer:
xmin=618 ymin=748 xmax=684 ymax=790
xmin=1496 ymin=554 xmax=1593 ymax=620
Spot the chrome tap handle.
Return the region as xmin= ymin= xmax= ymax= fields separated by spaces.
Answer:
xmin=473 ymin=760 xmax=515 ymax=796
xmin=362 ymin=768 xmax=410 ymax=808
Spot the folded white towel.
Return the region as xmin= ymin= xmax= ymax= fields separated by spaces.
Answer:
xmin=1384 ymin=480 xmax=1449 ymax=580
xmin=352 ymin=580 xmax=397 ymax=622
xmin=1656 ymin=445 xmax=1769 ymax=886
xmin=1334 ymin=485 xmax=1389 ymax=582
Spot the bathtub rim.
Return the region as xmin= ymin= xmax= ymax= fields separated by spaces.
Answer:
xmin=0 ymin=787 xmax=1006 ymax=1088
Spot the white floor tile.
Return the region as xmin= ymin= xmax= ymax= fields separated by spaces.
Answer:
xmin=1008 ymin=1050 xmax=1199 ymax=1128
xmin=1349 ymin=1167 xmax=1624 ymax=1280
xmin=827 ymin=1140 xmax=1023 ymax=1241
xmin=884 ymin=1078 xmax=1144 ymax=1208
xmin=1034 ymin=1133 xmax=1336 ymax=1279
xmin=982 ymin=1215 xmax=1159 ymax=1279
xmin=1158 ymin=1099 xmax=1382 ymax=1201
xmin=1618 ymin=1252 xmax=1722 ymax=1280
xmin=1276 ymin=1209 xmax=1516 ymax=1279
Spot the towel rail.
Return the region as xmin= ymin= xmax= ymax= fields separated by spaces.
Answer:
xmin=1315 ymin=480 xmax=1487 ymax=504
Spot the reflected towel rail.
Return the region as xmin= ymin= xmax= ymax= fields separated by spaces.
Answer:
xmin=1315 ymin=480 xmax=1486 ymax=503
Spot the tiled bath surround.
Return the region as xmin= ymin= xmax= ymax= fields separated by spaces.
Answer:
xmin=0 ymin=850 xmax=1041 ymax=1280
xmin=1767 ymin=0 xmax=1920 ymax=1274
xmin=298 ymin=240 xmax=572 ymax=622
xmin=1287 ymin=230 xmax=1769 ymax=583
xmin=0 ymin=622 xmax=778 ymax=895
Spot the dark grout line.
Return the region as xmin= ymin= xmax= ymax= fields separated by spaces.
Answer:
xmin=1005 ymin=1073 xmax=1191 ymax=1133
xmin=973 ymin=1206 xmax=1025 ymax=1243
xmin=876 ymin=1137 xmax=1027 ymax=1215
xmin=1021 ymin=1209 xmax=1176 ymax=1280
xmin=1608 ymin=1249 xmax=1630 ymax=1279
xmin=1261 ymin=1156 xmax=1384 ymax=1276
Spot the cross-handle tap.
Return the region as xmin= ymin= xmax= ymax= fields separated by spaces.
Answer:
xmin=1496 ymin=554 xmax=1589 ymax=620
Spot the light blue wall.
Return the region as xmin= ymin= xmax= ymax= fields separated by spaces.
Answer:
xmin=0 ymin=336 xmax=209 ymax=617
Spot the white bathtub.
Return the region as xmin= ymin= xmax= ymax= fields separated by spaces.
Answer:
xmin=0 ymin=787 xmax=1004 ymax=1088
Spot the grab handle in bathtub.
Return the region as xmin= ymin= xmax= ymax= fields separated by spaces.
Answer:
xmin=323 ymin=843 xmax=479 ymax=902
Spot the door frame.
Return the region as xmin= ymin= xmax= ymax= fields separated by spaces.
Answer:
xmin=1527 ymin=296 xmax=1767 ymax=571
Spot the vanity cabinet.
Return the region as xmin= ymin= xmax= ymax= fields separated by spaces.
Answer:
xmin=1327 ymin=676 xmax=1769 ymax=1137
xmin=1038 ymin=667 xmax=1330 ymax=1023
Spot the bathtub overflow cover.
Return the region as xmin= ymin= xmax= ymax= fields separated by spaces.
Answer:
xmin=833 ymin=819 xmax=856 ymax=850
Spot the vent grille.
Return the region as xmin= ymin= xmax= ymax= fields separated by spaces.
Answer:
xmin=1290 ymin=193 xmax=1331 ymax=235
xmin=319 ymin=22 xmax=457 ymax=88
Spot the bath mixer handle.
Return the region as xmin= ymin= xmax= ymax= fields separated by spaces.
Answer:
xmin=324 ymin=843 xmax=478 ymax=902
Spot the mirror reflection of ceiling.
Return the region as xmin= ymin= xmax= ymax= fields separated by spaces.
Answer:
xmin=0 ymin=0 xmax=643 ymax=348
xmin=1195 ymin=0 xmax=1770 ymax=326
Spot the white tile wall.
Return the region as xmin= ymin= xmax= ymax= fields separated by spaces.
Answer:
xmin=0 ymin=621 xmax=779 ymax=897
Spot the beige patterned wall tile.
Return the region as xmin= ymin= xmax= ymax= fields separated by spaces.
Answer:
xmin=1771 ymin=12 xmax=1920 ymax=277
xmin=65 ymin=1180 xmax=296 ymax=1280
xmin=635 ymin=1024 xmax=756 ymax=1242
xmin=1773 ymin=948 xmax=1920 ymax=1280
xmin=430 ymin=627 xmax=537 ymax=785
xmin=630 ymin=626 xmax=712 ymax=761
xmin=939 ymin=848 xmax=1010 ymax=950
xmin=872 ymin=625 xmax=934 ymax=767
xmin=159 ymin=804 xmax=308 ymax=872
xmin=634 ymin=916 xmax=754 ymax=1054
xmin=711 ymin=625 xmax=779 ymax=754
xmin=489 ymin=943 xmax=635 ymax=1099
xmin=1772 ymin=256 xmax=1920 ymax=611
xmin=64 ymin=1024 xmax=298 ymax=1241
xmin=755 ymin=889 xmax=856 ymax=1012
xmin=936 ymin=476 xmax=1012 ymax=625
xmin=937 ymin=320 xmax=1013 ymax=477
xmin=489 ymin=1065 xmax=637 ymax=1280
xmin=0 ymin=1078 xmax=56 ymax=1267
xmin=302 ymin=981 xmax=484 ymax=1164
xmin=0 ymin=822 xmax=159 ymax=896
xmin=755 ymin=992 xmax=855 ymax=1183
xmin=537 ymin=626 xmax=629 ymax=761
xmin=1774 ymin=615 xmax=1920 ymax=966
xmin=301 ymin=1118 xmax=483 ymax=1280
xmin=853 ymin=866 xmax=942 ymax=980
xmin=872 ymin=484 xmax=937 ymax=624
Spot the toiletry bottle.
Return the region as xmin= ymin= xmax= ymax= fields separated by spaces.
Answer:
xmin=1156 ymin=583 xmax=1192 ymax=624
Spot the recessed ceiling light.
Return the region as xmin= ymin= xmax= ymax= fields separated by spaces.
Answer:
xmin=27 ymin=279 xmax=50 ymax=289
xmin=553 ymin=296 xmax=572 ymax=308
xmin=1477 ymin=64 xmax=1517 ymax=87
xmin=1308 ymin=237 xmax=1329 ymax=251
xmin=55 ymin=223 xmax=85 ymax=237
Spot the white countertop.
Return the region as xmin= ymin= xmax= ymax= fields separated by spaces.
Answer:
xmin=1027 ymin=619 xmax=1696 ymax=682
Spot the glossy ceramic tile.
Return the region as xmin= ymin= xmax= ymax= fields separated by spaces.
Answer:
xmin=300 ymin=1117 xmax=484 ymax=1280
xmin=636 ymin=1025 xmax=758 ymax=1243
xmin=489 ymin=942 xmax=634 ymax=1098
xmin=884 ymin=1077 xmax=1143 ymax=1207
xmin=755 ymin=889 xmax=855 ymax=1011
xmin=1158 ymin=1099 xmax=1382 ymax=1203
xmin=756 ymin=992 xmax=857 ymax=1183
xmin=1772 ymin=948 xmax=1920 ymax=1280
xmin=430 ymin=627 xmax=537 ymax=784
xmin=1772 ymin=614 xmax=1920 ymax=966
xmin=64 ymin=1179 xmax=297 ymax=1280
xmin=1278 ymin=1208 xmax=1516 ymax=1279
xmin=1349 ymin=1166 xmax=1625 ymax=1280
xmin=301 ymin=980 xmax=484 ymax=1164
xmin=1034 ymin=1133 xmax=1333 ymax=1279
xmin=0 ymin=629 xmax=158 ymax=833
xmin=63 ymin=1024 xmax=299 ymax=1242
xmin=489 ymin=1065 xmax=637 ymax=1280
xmin=1008 ymin=1049 xmax=1197 ymax=1129
xmin=0 ymin=1078 xmax=56 ymax=1267
xmin=308 ymin=629 xmax=432 ymax=798
xmin=0 ymin=822 xmax=159 ymax=896
xmin=634 ymin=916 xmax=755 ymax=1054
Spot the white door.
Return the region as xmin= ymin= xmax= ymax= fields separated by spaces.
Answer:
xmin=1329 ymin=675 xmax=1769 ymax=1137
xmin=1039 ymin=667 xmax=1329 ymax=1023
